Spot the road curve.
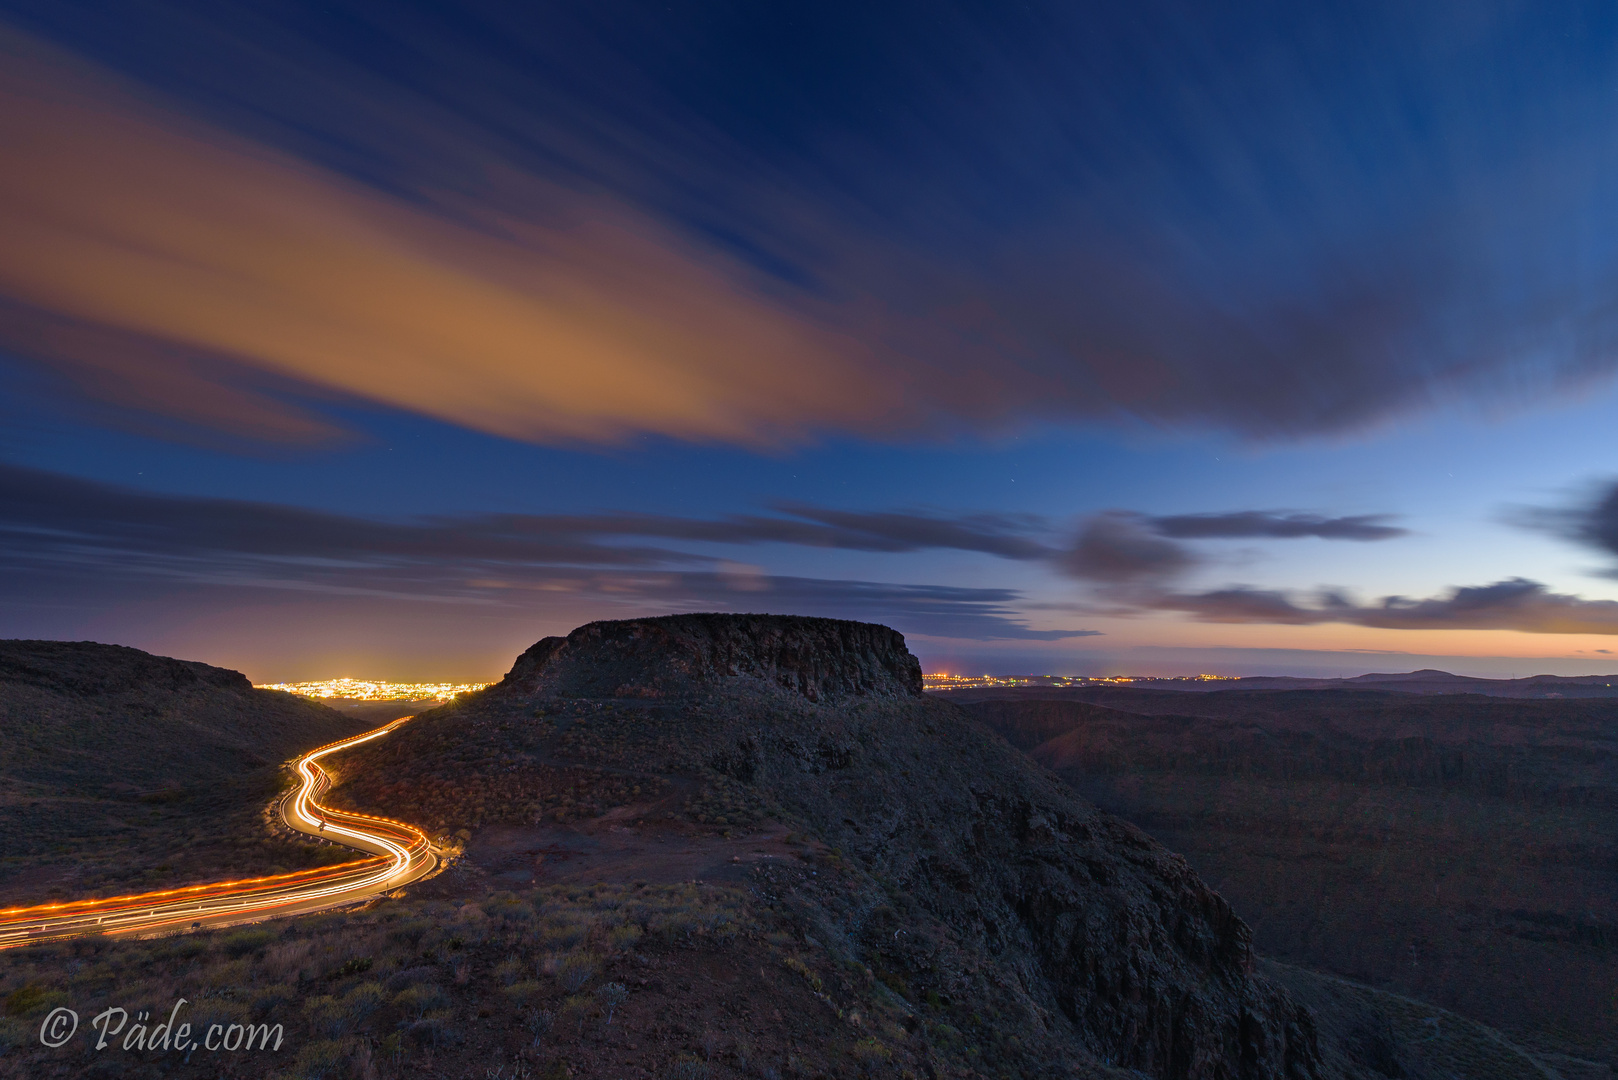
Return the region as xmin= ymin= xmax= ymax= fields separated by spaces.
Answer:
xmin=0 ymin=715 xmax=437 ymax=951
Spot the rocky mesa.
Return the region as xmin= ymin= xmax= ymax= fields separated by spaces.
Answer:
xmin=333 ymin=614 xmax=1323 ymax=1080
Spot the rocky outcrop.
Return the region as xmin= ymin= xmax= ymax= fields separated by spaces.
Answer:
xmin=493 ymin=613 xmax=923 ymax=702
xmin=444 ymin=615 xmax=1326 ymax=1079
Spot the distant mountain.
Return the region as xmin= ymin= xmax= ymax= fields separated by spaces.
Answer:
xmin=1204 ymin=669 xmax=1618 ymax=697
xmin=0 ymin=639 xmax=371 ymax=904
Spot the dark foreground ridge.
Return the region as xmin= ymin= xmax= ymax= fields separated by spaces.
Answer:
xmin=0 ymin=639 xmax=369 ymax=905
xmin=339 ymin=613 xmax=1329 ymax=1079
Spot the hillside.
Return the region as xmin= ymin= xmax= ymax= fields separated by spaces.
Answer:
xmin=297 ymin=613 xmax=1534 ymax=1080
xmin=0 ymin=639 xmax=372 ymax=905
xmin=316 ymin=615 xmax=1318 ymax=1079
xmin=0 ymin=619 xmax=1567 ymax=1080
xmin=948 ymin=687 xmax=1618 ymax=1073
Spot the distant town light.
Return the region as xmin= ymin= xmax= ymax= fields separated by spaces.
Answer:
xmin=922 ymin=672 xmax=1236 ymax=690
xmin=255 ymin=677 xmax=489 ymax=701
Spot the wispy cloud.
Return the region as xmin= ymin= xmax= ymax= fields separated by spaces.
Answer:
xmin=1049 ymin=509 xmax=1408 ymax=584
xmin=0 ymin=465 xmax=1092 ymax=641
xmin=1150 ymin=579 xmax=1618 ymax=635
xmin=1148 ymin=512 xmax=1408 ymax=541
xmin=6 ymin=4 xmax=1618 ymax=445
xmin=491 ymin=504 xmax=1056 ymax=559
xmin=1514 ymin=478 xmax=1618 ymax=577
xmin=0 ymin=31 xmax=897 ymax=449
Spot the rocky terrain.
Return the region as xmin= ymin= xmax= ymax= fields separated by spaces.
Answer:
xmin=0 ymin=620 xmax=1570 ymax=1080
xmin=310 ymin=613 xmax=1537 ymax=1080
xmin=0 ymin=640 xmax=371 ymax=905
xmin=947 ymin=687 xmax=1618 ymax=1076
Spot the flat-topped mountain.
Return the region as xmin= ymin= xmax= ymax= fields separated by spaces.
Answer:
xmin=0 ymin=639 xmax=370 ymax=904
xmin=0 ymin=623 xmax=1556 ymax=1080
xmin=498 ymin=612 xmax=924 ymax=701
xmin=325 ymin=612 xmax=1551 ymax=1080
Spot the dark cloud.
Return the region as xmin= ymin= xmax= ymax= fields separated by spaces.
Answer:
xmin=1055 ymin=512 xmax=1198 ymax=583
xmin=1149 ymin=588 xmax=1329 ymax=625
xmin=1151 ymin=578 xmax=1618 ymax=635
xmin=1357 ymin=579 xmax=1618 ymax=634
xmin=0 ymin=465 xmax=1092 ymax=642
xmin=4 ymin=4 xmax=1618 ymax=444
xmin=1149 ymin=512 xmax=1407 ymax=541
xmin=0 ymin=462 xmax=691 ymax=571
xmin=509 ymin=504 xmax=1056 ymax=559
xmin=1531 ymin=479 xmax=1618 ymax=564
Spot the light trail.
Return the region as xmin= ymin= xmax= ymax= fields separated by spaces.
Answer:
xmin=0 ymin=716 xmax=438 ymax=950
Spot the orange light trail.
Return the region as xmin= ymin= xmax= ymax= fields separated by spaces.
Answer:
xmin=0 ymin=715 xmax=437 ymax=949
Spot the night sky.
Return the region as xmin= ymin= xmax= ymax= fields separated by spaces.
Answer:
xmin=6 ymin=1 xmax=1618 ymax=681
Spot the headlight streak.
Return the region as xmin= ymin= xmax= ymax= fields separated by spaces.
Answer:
xmin=0 ymin=716 xmax=437 ymax=949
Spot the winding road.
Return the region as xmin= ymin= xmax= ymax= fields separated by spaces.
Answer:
xmin=0 ymin=716 xmax=438 ymax=950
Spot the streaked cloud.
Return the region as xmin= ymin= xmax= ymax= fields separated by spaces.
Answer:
xmin=6 ymin=4 xmax=1618 ymax=446
xmin=1150 ymin=579 xmax=1618 ymax=635
xmin=0 ymin=31 xmax=896 ymax=448
xmin=0 ymin=464 xmax=1093 ymax=641
xmin=1515 ymin=478 xmax=1618 ymax=577
xmin=514 ymin=504 xmax=1055 ymax=559
xmin=1148 ymin=512 xmax=1408 ymax=541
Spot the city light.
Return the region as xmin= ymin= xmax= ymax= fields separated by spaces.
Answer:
xmin=923 ymin=672 xmax=1237 ymax=690
xmin=255 ymin=677 xmax=490 ymax=701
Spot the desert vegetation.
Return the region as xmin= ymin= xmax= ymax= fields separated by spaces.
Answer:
xmin=0 ymin=882 xmax=947 ymax=1080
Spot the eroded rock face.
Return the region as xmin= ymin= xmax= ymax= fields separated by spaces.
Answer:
xmin=494 ymin=613 xmax=924 ymax=702
xmin=412 ymin=614 xmax=1324 ymax=1078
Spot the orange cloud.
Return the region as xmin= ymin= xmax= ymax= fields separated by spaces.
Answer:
xmin=0 ymin=30 xmax=905 ymax=446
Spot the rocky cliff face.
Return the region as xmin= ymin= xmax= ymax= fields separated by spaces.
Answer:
xmin=394 ymin=615 xmax=1323 ymax=1079
xmin=496 ymin=612 xmax=924 ymax=702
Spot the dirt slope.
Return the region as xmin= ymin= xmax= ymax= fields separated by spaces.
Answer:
xmin=0 ymin=639 xmax=372 ymax=904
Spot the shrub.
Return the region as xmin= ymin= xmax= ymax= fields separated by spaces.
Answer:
xmin=393 ymin=983 xmax=447 ymax=1020
xmin=221 ymin=928 xmax=276 ymax=958
xmin=386 ymin=965 xmax=438 ymax=992
xmin=340 ymin=981 xmax=385 ymax=1026
xmin=293 ymin=1037 xmax=351 ymax=1080
xmin=502 ymin=980 xmax=544 ymax=1004
xmin=596 ymin=981 xmax=628 ymax=1024
xmin=2 ymin=984 xmax=46 ymax=1017
xmin=330 ymin=955 xmax=373 ymax=977
xmin=302 ymin=995 xmax=347 ymax=1039
xmin=554 ymin=951 xmax=598 ymax=993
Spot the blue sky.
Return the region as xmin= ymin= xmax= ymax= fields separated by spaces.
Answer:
xmin=4 ymin=0 xmax=1618 ymax=680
